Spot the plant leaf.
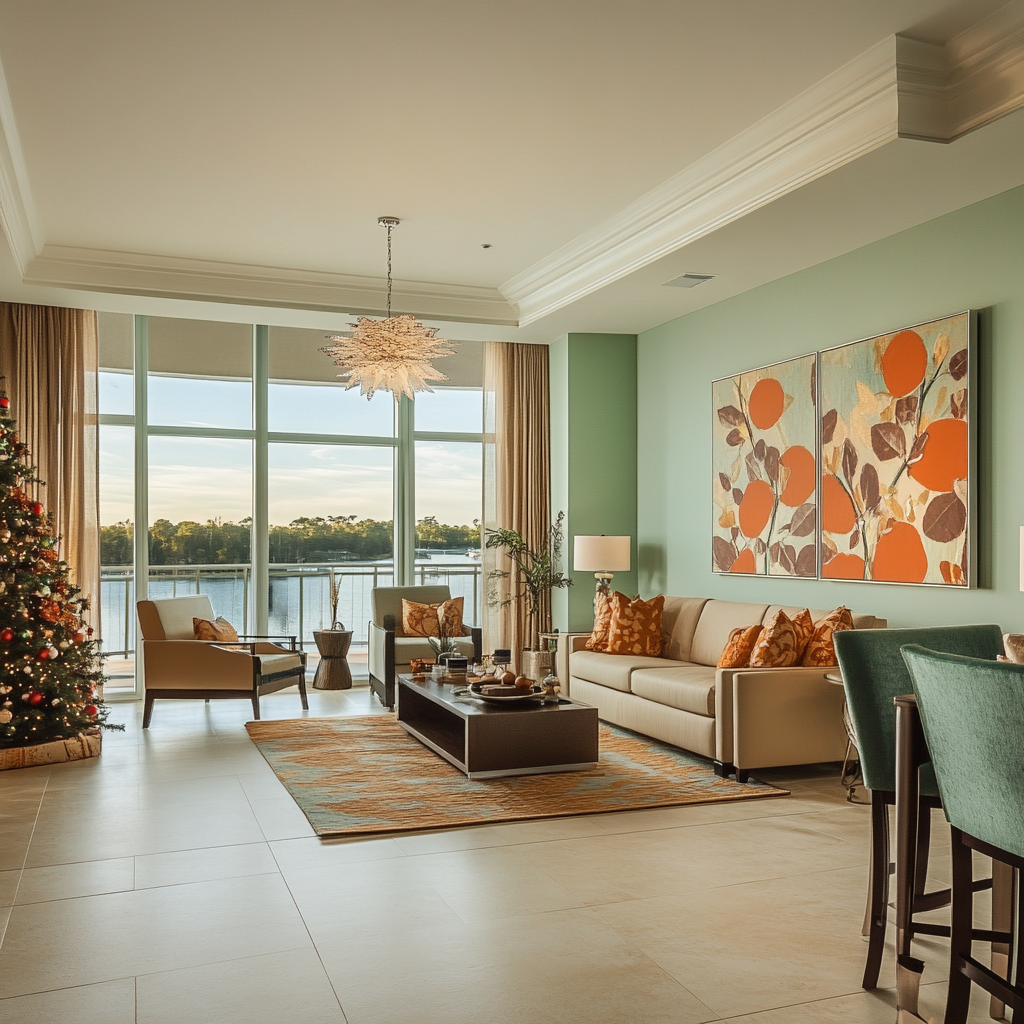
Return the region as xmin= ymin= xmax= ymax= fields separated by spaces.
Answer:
xmin=871 ymin=422 xmax=906 ymax=462
xmin=895 ymin=396 xmax=918 ymax=424
xmin=795 ymin=544 xmax=816 ymax=577
xmin=933 ymin=331 xmax=949 ymax=366
xmin=754 ymin=438 xmax=766 ymax=461
xmin=745 ymin=453 xmax=763 ymax=483
xmin=849 ymin=529 xmax=860 ymax=549
xmin=950 ymin=389 xmax=967 ymax=419
xmin=732 ymin=487 xmax=744 ymax=506
xmin=789 ymin=503 xmax=816 ymax=538
xmin=842 ymin=438 xmax=858 ymax=482
xmin=764 ymin=446 xmax=780 ymax=484
xmin=726 ymin=428 xmax=745 ymax=447
xmin=719 ymin=472 xmax=731 ymax=491
xmin=860 ymin=463 xmax=880 ymax=511
xmin=949 ymin=349 xmax=968 ymax=381
xmin=718 ymin=508 xmax=736 ymax=529
xmin=822 ymin=408 xmax=838 ymax=446
xmin=712 ymin=536 xmax=737 ymax=572
xmin=908 ymin=430 xmax=929 ymax=465
xmin=922 ymin=492 xmax=967 ymax=543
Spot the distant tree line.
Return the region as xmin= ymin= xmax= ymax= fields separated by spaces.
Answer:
xmin=100 ymin=516 xmax=481 ymax=565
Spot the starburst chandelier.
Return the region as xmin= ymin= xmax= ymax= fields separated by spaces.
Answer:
xmin=322 ymin=217 xmax=455 ymax=401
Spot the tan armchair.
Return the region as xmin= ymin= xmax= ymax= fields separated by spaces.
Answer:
xmin=137 ymin=595 xmax=307 ymax=727
xmin=368 ymin=585 xmax=482 ymax=708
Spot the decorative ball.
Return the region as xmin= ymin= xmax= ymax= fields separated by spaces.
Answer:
xmin=31 ymin=502 xmax=42 ymax=515
xmin=22 ymin=665 xmax=31 ymax=674
xmin=0 ymin=628 xmax=12 ymax=642
xmin=37 ymin=649 xmax=50 ymax=660
xmin=0 ymin=709 xmax=10 ymax=724
xmin=84 ymin=705 xmax=98 ymax=717
xmin=27 ymin=692 xmax=44 ymax=706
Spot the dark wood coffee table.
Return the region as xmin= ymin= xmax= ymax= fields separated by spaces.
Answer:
xmin=396 ymin=674 xmax=599 ymax=779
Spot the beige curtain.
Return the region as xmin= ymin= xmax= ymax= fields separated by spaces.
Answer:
xmin=0 ymin=304 xmax=99 ymax=624
xmin=482 ymin=342 xmax=550 ymax=663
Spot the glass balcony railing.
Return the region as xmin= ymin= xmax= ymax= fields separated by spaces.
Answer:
xmin=99 ymin=559 xmax=483 ymax=659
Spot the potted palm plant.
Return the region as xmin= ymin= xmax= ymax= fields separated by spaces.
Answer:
xmin=485 ymin=510 xmax=572 ymax=679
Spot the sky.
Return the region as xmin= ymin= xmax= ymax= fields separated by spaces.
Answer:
xmin=99 ymin=374 xmax=483 ymax=528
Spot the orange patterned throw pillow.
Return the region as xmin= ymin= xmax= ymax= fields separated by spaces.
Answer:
xmin=800 ymin=606 xmax=855 ymax=667
xmin=193 ymin=616 xmax=239 ymax=643
xmin=749 ymin=609 xmax=799 ymax=667
xmin=401 ymin=597 xmax=465 ymax=638
xmin=585 ymin=590 xmax=614 ymax=652
xmin=791 ymin=608 xmax=814 ymax=659
xmin=604 ymin=593 xmax=665 ymax=657
xmin=717 ymin=625 xmax=764 ymax=668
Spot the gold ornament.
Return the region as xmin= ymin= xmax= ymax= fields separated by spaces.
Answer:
xmin=322 ymin=218 xmax=454 ymax=402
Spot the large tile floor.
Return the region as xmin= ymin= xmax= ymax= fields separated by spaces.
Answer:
xmin=0 ymin=686 xmax=1004 ymax=1023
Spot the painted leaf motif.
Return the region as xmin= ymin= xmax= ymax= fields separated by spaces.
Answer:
xmin=764 ymin=446 xmax=780 ymax=484
xmin=789 ymin=503 xmax=816 ymax=538
xmin=719 ymin=472 xmax=731 ymax=491
xmin=779 ymin=545 xmax=797 ymax=573
xmin=718 ymin=509 xmax=736 ymax=529
xmin=822 ymin=534 xmax=838 ymax=556
xmin=713 ymin=536 xmax=737 ymax=572
xmin=950 ymin=389 xmax=967 ymax=419
xmin=949 ymin=350 xmax=968 ymax=381
xmin=732 ymin=487 xmax=744 ymax=506
xmin=769 ymin=542 xmax=781 ymax=562
xmin=908 ymin=431 xmax=929 ymax=465
xmin=745 ymin=453 xmax=763 ymax=483
xmin=754 ymin=439 xmax=766 ymax=461
xmin=822 ymin=409 xmax=838 ymax=446
xmin=939 ymin=560 xmax=954 ymax=584
xmin=933 ymin=332 xmax=949 ymax=366
xmin=731 ymin=526 xmax=739 ymax=541
xmin=753 ymin=538 xmax=767 ymax=556
xmin=795 ymin=544 xmax=816 ymax=577
xmin=860 ymin=463 xmax=880 ymax=511
xmin=810 ymin=360 xmax=816 ymax=404
xmin=726 ymin=428 xmax=745 ymax=447
xmin=922 ymin=492 xmax=967 ymax=543
xmin=718 ymin=405 xmax=745 ymax=427
xmin=842 ymin=438 xmax=858 ymax=482
xmin=871 ymin=422 xmax=906 ymax=462
xmin=895 ymin=396 xmax=918 ymax=424
xmin=849 ymin=529 xmax=860 ymax=550
xmin=856 ymin=381 xmax=879 ymax=415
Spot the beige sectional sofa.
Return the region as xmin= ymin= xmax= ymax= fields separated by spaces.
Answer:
xmin=563 ymin=597 xmax=885 ymax=781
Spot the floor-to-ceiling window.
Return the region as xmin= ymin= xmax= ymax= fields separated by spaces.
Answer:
xmin=97 ymin=314 xmax=483 ymax=696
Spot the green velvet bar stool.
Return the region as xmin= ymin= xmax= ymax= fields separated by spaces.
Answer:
xmin=833 ymin=625 xmax=1003 ymax=990
xmin=901 ymin=646 xmax=1024 ymax=1024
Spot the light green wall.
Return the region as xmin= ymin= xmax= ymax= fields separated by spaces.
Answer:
xmin=637 ymin=182 xmax=1024 ymax=631
xmin=551 ymin=333 xmax=638 ymax=632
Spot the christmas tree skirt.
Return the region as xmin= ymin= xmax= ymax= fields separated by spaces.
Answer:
xmin=0 ymin=728 xmax=101 ymax=770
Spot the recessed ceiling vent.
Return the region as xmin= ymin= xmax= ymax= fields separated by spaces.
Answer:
xmin=663 ymin=273 xmax=716 ymax=288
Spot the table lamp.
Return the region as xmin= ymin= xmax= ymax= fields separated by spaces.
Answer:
xmin=573 ymin=535 xmax=631 ymax=603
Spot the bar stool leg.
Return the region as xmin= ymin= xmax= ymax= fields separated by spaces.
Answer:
xmin=863 ymin=792 xmax=890 ymax=989
xmin=989 ymin=858 xmax=1012 ymax=1019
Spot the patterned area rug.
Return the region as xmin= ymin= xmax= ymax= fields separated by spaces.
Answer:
xmin=245 ymin=716 xmax=788 ymax=837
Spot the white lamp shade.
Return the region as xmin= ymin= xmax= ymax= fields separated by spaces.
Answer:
xmin=574 ymin=535 xmax=631 ymax=573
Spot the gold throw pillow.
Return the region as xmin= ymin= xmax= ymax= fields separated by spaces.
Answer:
xmin=800 ymin=607 xmax=854 ymax=667
xmin=749 ymin=610 xmax=798 ymax=667
xmin=717 ymin=624 xmax=763 ymax=668
xmin=605 ymin=593 xmax=665 ymax=657
xmin=193 ymin=616 xmax=239 ymax=643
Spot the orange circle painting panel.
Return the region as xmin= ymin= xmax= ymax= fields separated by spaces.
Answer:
xmin=739 ymin=479 xmax=773 ymax=538
xmin=882 ymin=330 xmax=928 ymax=398
xmin=908 ymin=418 xmax=968 ymax=493
xmin=822 ymin=552 xmax=865 ymax=580
xmin=821 ymin=474 xmax=856 ymax=535
xmin=748 ymin=378 xmax=785 ymax=430
xmin=779 ymin=445 xmax=815 ymax=507
xmin=872 ymin=521 xmax=928 ymax=583
xmin=730 ymin=548 xmax=757 ymax=574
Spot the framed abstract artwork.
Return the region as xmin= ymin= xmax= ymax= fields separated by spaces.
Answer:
xmin=818 ymin=311 xmax=975 ymax=586
xmin=712 ymin=354 xmax=817 ymax=576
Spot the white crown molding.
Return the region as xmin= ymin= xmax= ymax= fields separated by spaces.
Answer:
xmin=23 ymin=245 xmax=519 ymax=325
xmin=0 ymin=55 xmax=41 ymax=274
xmin=503 ymin=5 xmax=1024 ymax=326
xmin=897 ymin=2 xmax=1024 ymax=141
xmin=500 ymin=38 xmax=901 ymax=326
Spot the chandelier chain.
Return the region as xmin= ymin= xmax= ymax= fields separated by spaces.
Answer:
xmin=386 ymin=222 xmax=392 ymax=319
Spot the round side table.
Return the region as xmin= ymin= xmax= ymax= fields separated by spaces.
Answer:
xmin=312 ymin=630 xmax=353 ymax=690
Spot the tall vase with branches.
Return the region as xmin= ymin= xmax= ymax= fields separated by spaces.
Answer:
xmin=328 ymin=569 xmax=345 ymax=631
xmin=485 ymin=510 xmax=572 ymax=651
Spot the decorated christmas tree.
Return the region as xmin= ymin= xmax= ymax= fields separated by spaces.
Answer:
xmin=0 ymin=381 xmax=119 ymax=749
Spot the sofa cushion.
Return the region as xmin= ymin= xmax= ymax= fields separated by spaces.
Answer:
xmin=605 ymin=593 xmax=665 ymax=656
xmin=749 ymin=610 xmax=799 ymax=667
xmin=764 ymin=603 xmax=885 ymax=632
xmin=660 ymin=597 xmax=709 ymax=662
xmin=689 ymin=600 xmax=770 ymax=667
xmin=256 ymin=652 xmax=304 ymax=678
xmin=630 ymin=665 xmax=717 ymax=717
xmin=569 ymin=650 xmax=687 ymax=692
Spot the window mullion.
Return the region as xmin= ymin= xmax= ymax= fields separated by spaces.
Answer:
xmin=253 ymin=326 xmax=270 ymax=635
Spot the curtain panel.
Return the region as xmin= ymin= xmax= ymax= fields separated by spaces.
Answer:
xmin=0 ymin=304 xmax=99 ymax=622
xmin=482 ymin=341 xmax=550 ymax=664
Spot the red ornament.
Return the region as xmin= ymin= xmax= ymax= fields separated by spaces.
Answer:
xmin=84 ymin=705 xmax=98 ymax=717
xmin=0 ymin=628 xmax=12 ymax=642
xmin=86 ymin=627 xmax=94 ymax=637
xmin=73 ymin=632 xmax=84 ymax=644
xmin=0 ymin=396 xmax=8 ymax=410
xmin=28 ymin=692 xmax=44 ymax=706
xmin=37 ymin=649 xmax=50 ymax=660
xmin=31 ymin=503 xmax=43 ymax=516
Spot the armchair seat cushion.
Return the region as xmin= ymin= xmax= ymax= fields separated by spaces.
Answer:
xmin=630 ymin=665 xmax=717 ymax=717
xmin=569 ymin=650 xmax=687 ymax=692
xmin=256 ymin=652 xmax=304 ymax=678
xmin=394 ymin=636 xmax=475 ymax=665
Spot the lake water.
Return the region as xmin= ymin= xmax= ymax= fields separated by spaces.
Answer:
xmin=100 ymin=555 xmax=483 ymax=656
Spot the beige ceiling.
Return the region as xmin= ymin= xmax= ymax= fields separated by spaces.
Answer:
xmin=0 ymin=0 xmax=1019 ymax=340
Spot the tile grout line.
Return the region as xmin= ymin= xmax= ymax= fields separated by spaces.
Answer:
xmin=0 ymin=769 xmax=51 ymax=945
